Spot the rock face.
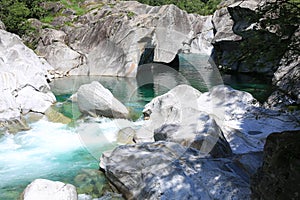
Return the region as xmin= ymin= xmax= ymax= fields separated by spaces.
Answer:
xmin=0 ymin=29 xmax=55 ymax=125
xmin=251 ymin=130 xmax=300 ymax=200
xmin=211 ymin=0 xmax=297 ymax=75
xmin=77 ymin=81 xmax=129 ymax=118
xmin=264 ymin=27 xmax=300 ymax=110
xmin=22 ymin=179 xmax=78 ymax=200
xmin=211 ymin=0 xmax=299 ymax=109
xmin=31 ymin=1 xmax=214 ymax=77
xmin=101 ymin=141 xmax=258 ymax=200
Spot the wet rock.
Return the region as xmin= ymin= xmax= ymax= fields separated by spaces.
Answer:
xmin=21 ymin=179 xmax=77 ymax=200
xmin=44 ymin=107 xmax=72 ymax=124
xmin=251 ymin=130 xmax=300 ymax=200
xmin=77 ymin=81 xmax=129 ymax=118
xmin=117 ymin=127 xmax=136 ymax=144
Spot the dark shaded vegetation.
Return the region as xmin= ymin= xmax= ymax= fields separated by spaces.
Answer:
xmin=0 ymin=0 xmax=85 ymax=35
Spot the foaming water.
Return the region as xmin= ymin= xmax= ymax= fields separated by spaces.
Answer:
xmin=0 ymin=119 xmax=119 ymax=199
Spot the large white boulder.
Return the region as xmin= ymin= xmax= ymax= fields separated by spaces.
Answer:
xmin=22 ymin=179 xmax=77 ymax=200
xmin=142 ymin=84 xmax=300 ymax=154
xmin=77 ymin=81 xmax=129 ymax=118
xmin=138 ymin=85 xmax=232 ymax=157
xmin=101 ymin=141 xmax=257 ymax=200
xmin=0 ymin=29 xmax=56 ymax=123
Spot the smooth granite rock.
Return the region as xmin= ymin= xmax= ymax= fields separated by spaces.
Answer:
xmin=22 ymin=179 xmax=78 ymax=200
xmin=101 ymin=141 xmax=256 ymax=200
xmin=142 ymin=84 xmax=300 ymax=154
xmin=32 ymin=1 xmax=214 ymax=77
xmin=77 ymin=81 xmax=129 ymax=118
xmin=0 ymin=29 xmax=55 ymax=127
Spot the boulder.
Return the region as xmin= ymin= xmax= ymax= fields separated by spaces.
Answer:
xmin=101 ymin=141 xmax=257 ymax=200
xmin=153 ymin=108 xmax=232 ymax=158
xmin=77 ymin=81 xmax=129 ymax=118
xmin=251 ymin=130 xmax=300 ymax=200
xmin=0 ymin=90 xmax=20 ymax=120
xmin=0 ymin=29 xmax=56 ymax=126
xmin=135 ymin=84 xmax=202 ymax=142
xmin=21 ymin=179 xmax=77 ymax=200
xmin=142 ymin=84 xmax=300 ymax=154
xmin=32 ymin=1 xmax=214 ymax=77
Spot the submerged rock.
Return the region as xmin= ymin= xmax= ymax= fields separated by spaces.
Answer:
xmin=101 ymin=141 xmax=255 ymax=200
xmin=77 ymin=81 xmax=129 ymax=119
xmin=21 ymin=179 xmax=77 ymax=200
xmin=74 ymin=169 xmax=114 ymax=198
xmin=251 ymin=130 xmax=300 ymax=200
xmin=44 ymin=107 xmax=72 ymax=124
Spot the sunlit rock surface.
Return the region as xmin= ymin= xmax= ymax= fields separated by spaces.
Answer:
xmin=101 ymin=141 xmax=258 ymax=200
xmin=197 ymin=85 xmax=300 ymax=154
xmin=101 ymin=84 xmax=299 ymax=199
xmin=32 ymin=1 xmax=213 ymax=77
xmin=139 ymin=85 xmax=232 ymax=157
xmin=77 ymin=81 xmax=129 ymax=118
xmin=0 ymin=29 xmax=55 ymax=125
xmin=140 ymin=84 xmax=300 ymax=154
xmin=22 ymin=179 xmax=77 ymax=200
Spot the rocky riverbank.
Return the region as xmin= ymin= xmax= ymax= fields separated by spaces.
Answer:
xmin=100 ymin=84 xmax=300 ymax=199
xmin=0 ymin=0 xmax=299 ymax=199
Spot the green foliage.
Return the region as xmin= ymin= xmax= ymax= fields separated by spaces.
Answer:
xmin=127 ymin=11 xmax=136 ymax=18
xmin=125 ymin=0 xmax=221 ymax=15
xmin=0 ymin=0 xmax=48 ymax=35
xmin=60 ymin=0 xmax=86 ymax=15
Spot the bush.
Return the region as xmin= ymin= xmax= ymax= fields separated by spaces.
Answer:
xmin=0 ymin=0 xmax=47 ymax=35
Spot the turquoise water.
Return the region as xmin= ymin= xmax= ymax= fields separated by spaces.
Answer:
xmin=0 ymin=54 xmax=273 ymax=199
